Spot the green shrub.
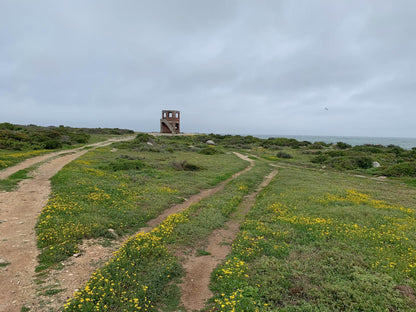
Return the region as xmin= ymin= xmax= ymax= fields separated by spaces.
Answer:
xmin=326 ymin=150 xmax=346 ymax=157
xmin=199 ymin=147 xmax=222 ymax=155
xmin=336 ymin=142 xmax=351 ymax=149
xmin=104 ymin=159 xmax=145 ymax=171
xmin=43 ymin=140 xmax=62 ymax=149
xmin=324 ymin=156 xmax=374 ymax=171
xmin=355 ymin=156 xmax=373 ymax=169
xmin=171 ymin=160 xmax=201 ymax=171
xmin=309 ymin=143 xmax=325 ymax=149
xmin=326 ymin=157 xmax=357 ymax=170
xmin=276 ymin=151 xmax=293 ymax=159
xmin=383 ymin=162 xmax=416 ymax=177
xmin=387 ymin=145 xmax=405 ymax=155
xmin=352 ymin=145 xmax=383 ymax=154
xmin=135 ymin=133 xmax=152 ymax=143
xmin=311 ymin=154 xmax=329 ymax=164
xmin=69 ymin=133 xmax=90 ymax=144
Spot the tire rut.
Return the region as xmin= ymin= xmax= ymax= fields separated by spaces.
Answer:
xmin=40 ymin=152 xmax=254 ymax=311
xmin=180 ymin=166 xmax=279 ymax=311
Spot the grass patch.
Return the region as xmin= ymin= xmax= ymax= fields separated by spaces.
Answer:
xmin=208 ymin=166 xmax=416 ymax=311
xmin=0 ymin=169 xmax=31 ymax=191
xmin=36 ymin=146 xmax=247 ymax=270
xmin=43 ymin=288 xmax=65 ymax=296
xmin=63 ymin=158 xmax=273 ymax=311
xmin=196 ymin=249 xmax=211 ymax=256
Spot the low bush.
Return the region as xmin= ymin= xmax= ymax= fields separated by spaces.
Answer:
xmin=336 ymin=142 xmax=351 ymax=149
xmin=276 ymin=151 xmax=293 ymax=159
xmin=355 ymin=156 xmax=373 ymax=169
xmin=43 ymin=140 xmax=62 ymax=149
xmin=104 ymin=159 xmax=145 ymax=171
xmin=326 ymin=156 xmax=357 ymax=170
xmin=311 ymin=154 xmax=328 ymax=164
xmin=171 ymin=160 xmax=201 ymax=171
xmin=383 ymin=162 xmax=416 ymax=177
xmin=325 ymin=156 xmax=374 ymax=171
xmin=199 ymin=147 xmax=222 ymax=155
xmin=134 ymin=133 xmax=152 ymax=143
xmin=352 ymin=144 xmax=383 ymax=154
xmin=309 ymin=143 xmax=325 ymax=149
xmin=326 ymin=150 xmax=346 ymax=157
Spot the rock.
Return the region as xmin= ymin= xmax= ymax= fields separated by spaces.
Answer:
xmin=108 ymin=228 xmax=118 ymax=239
xmin=206 ymin=140 xmax=215 ymax=145
xmin=147 ymin=142 xmax=154 ymax=146
xmin=73 ymin=253 xmax=81 ymax=258
xmin=373 ymin=161 xmax=381 ymax=168
xmin=0 ymin=258 xmax=9 ymax=265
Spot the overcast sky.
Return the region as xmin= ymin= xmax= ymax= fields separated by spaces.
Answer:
xmin=1 ymin=1 xmax=415 ymax=137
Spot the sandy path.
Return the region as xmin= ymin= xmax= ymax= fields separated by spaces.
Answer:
xmin=0 ymin=136 xmax=133 ymax=312
xmin=180 ymin=166 xmax=279 ymax=311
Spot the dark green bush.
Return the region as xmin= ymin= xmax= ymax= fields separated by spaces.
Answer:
xmin=105 ymin=159 xmax=145 ymax=171
xmin=324 ymin=156 xmax=374 ymax=170
xmin=43 ymin=140 xmax=62 ymax=149
xmin=309 ymin=143 xmax=324 ymax=149
xmin=199 ymin=147 xmax=222 ymax=155
xmin=355 ymin=156 xmax=373 ymax=169
xmin=326 ymin=150 xmax=346 ymax=157
xmin=171 ymin=160 xmax=201 ymax=171
xmin=352 ymin=145 xmax=383 ymax=154
xmin=383 ymin=162 xmax=416 ymax=177
xmin=135 ymin=133 xmax=152 ymax=143
xmin=70 ymin=133 xmax=90 ymax=144
xmin=335 ymin=142 xmax=351 ymax=149
xmin=387 ymin=145 xmax=405 ymax=156
xmin=326 ymin=157 xmax=357 ymax=170
xmin=276 ymin=151 xmax=293 ymax=159
xmin=311 ymin=154 xmax=329 ymax=164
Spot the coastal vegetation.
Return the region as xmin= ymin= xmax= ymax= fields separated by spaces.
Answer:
xmin=2 ymin=124 xmax=416 ymax=311
xmin=0 ymin=123 xmax=133 ymax=170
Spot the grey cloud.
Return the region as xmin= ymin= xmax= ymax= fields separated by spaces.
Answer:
xmin=1 ymin=1 xmax=416 ymax=137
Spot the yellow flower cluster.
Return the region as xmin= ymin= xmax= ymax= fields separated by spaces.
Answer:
xmin=276 ymin=190 xmax=416 ymax=276
xmin=213 ymin=289 xmax=245 ymax=312
xmin=0 ymin=159 xmax=11 ymax=169
xmin=156 ymin=186 xmax=178 ymax=194
xmin=315 ymin=189 xmax=413 ymax=214
xmin=0 ymin=149 xmax=49 ymax=169
xmin=64 ymin=199 xmax=194 ymax=311
xmin=86 ymin=187 xmax=111 ymax=202
xmin=215 ymin=257 xmax=248 ymax=280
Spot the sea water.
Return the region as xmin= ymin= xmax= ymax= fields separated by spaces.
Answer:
xmin=254 ymin=135 xmax=416 ymax=150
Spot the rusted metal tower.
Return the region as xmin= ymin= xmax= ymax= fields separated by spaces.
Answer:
xmin=160 ymin=110 xmax=180 ymax=134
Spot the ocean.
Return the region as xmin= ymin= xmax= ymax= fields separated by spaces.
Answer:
xmin=254 ymin=135 xmax=416 ymax=150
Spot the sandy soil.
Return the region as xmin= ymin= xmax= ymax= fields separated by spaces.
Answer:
xmin=0 ymin=137 xmax=133 ymax=312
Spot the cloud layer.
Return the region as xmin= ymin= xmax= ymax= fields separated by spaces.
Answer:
xmin=1 ymin=1 xmax=415 ymax=137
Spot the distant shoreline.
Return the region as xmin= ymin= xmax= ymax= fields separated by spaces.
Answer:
xmin=254 ymin=134 xmax=416 ymax=149
xmin=146 ymin=132 xmax=416 ymax=149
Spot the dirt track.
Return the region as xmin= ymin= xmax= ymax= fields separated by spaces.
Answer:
xmin=180 ymin=165 xmax=279 ymax=311
xmin=0 ymin=144 xmax=276 ymax=312
xmin=0 ymin=137 xmax=133 ymax=312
